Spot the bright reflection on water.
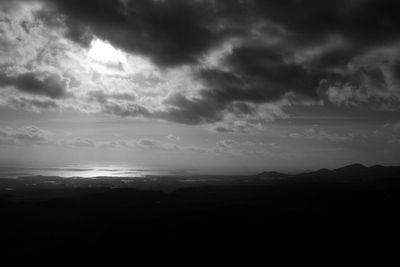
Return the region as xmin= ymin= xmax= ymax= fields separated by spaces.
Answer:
xmin=0 ymin=166 xmax=184 ymax=179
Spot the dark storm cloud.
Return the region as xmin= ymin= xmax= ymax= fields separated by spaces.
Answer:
xmin=156 ymin=91 xmax=262 ymax=125
xmin=43 ymin=0 xmax=248 ymax=67
xmin=37 ymin=0 xmax=400 ymax=123
xmin=45 ymin=0 xmax=400 ymax=65
xmin=157 ymin=92 xmax=224 ymax=125
xmin=0 ymin=71 xmax=70 ymax=99
xmin=394 ymin=62 xmax=400 ymax=82
xmin=155 ymin=46 xmax=322 ymax=124
xmin=199 ymin=46 xmax=322 ymax=102
xmin=253 ymin=0 xmax=400 ymax=47
xmin=299 ymin=45 xmax=360 ymax=72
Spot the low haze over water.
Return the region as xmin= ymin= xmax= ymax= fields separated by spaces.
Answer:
xmin=0 ymin=166 xmax=190 ymax=179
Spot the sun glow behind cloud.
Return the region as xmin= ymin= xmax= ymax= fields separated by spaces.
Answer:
xmin=88 ymin=39 xmax=126 ymax=64
xmin=84 ymin=38 xmax=158 ymax=78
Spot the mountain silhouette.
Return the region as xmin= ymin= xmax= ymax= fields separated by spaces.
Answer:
xmin=256 ymin=164 xmax=400 ymax=184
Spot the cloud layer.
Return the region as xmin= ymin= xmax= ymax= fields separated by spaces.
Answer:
xmin=1 ymin=0 xmax=400 ymax=131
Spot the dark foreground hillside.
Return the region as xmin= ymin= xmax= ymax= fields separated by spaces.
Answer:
xmin=1 ymin=164 xmax=400 ymax=266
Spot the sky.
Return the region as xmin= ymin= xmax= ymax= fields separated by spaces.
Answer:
xmin=1 ymin=0 xmax=400 ymax=174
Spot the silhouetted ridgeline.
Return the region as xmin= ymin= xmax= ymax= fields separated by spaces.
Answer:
xmin=1 ymin=164 xmax=400 ymax=266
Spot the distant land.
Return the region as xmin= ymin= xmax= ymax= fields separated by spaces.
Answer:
xmin=257 ymin=163 xmax=400 ymax=180
xmin=1 ymin=163 xmax=400 ymax=199
xmin=1 ymin=163 xmax=400 ymax=266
